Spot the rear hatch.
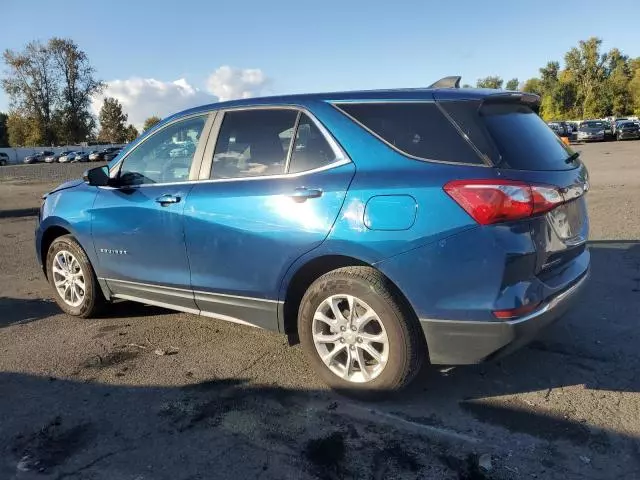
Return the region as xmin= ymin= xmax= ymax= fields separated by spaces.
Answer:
xmin=436 ymin=93 xmax=589 ymax=280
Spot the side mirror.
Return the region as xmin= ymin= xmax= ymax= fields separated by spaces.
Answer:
xmin=83 ymin=166 xmax=111 ymax=187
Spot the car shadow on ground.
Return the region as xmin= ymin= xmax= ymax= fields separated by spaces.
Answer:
xmin=0 ymin=372 xmax=638 ymax=480
xmin=0 ymin=207 xmax=39 ymax=219
xmin=0 ymin=297 xmax=172 ymax=329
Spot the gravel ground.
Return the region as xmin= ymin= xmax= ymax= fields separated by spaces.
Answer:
xmin=0 ymin=142 xmax=639 ymax=479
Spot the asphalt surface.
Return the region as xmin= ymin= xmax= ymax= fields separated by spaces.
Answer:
xmin=1 ymin=142 xmax=639 ymax=479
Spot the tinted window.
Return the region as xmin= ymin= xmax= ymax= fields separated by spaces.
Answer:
xmin=335 ymin=102 xmax=483 ymax=164
xmin=480 ymin=104 xmax=574 ymax=171
xmin=211 ymin=109 xmax=298 ymax=179
xmin=288 ymin=114 xmax=337 ymax=173
xmin=119 ymin=115 xmax=206 ymax=185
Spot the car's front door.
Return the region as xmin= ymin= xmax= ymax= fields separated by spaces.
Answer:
xmin=183 ymin=108 xmax=355 ymax=329
xmin=91 ymin=113 xmax=212 ymax=310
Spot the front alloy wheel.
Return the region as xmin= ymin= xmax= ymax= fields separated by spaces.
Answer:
xmin=52 ymin=250 xmax=86 ymax=307
xmin=46 ymin=234 xmax=105 ymax=318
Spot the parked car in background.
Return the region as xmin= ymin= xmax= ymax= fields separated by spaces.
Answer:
xmin=0 ymin=152 xmax=9 ymax=166
xmin=603 ymin=121 xmax=614 ymax=140
xmin=615 ymin=121 xmax=640 ymax=140
xmin=88 ymin=150 xmax=103 ymax=161
xmin=24 ymin=151 xmax=54 ymax=164
xmin=103 ymin=147 xmax=122 ymax=162
xmin=36 ymin=80 xmax=590 ymax=392
xmin=86 ymin=150 xmax=100 ymax=161
xmin=577 ymin=120 xmax=606 ymax=142
xmin=57 ymin=151 xmax=77 ymax=163
xmin=44 ymin=152 xmax=58 ymax=163
xmin=72 ymin=151 xmax=90 ymax=162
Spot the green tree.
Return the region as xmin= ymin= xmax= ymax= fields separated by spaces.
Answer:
xmin=629 ymin=58 xmax=640 ymax=115
xmin=0 ymin=112 xmax=9 ymax=147
xmin=143 ymin=116 xmax=161 ymax=131
xmin=48 ymin=38 xmax=103 ymax=144
xmin=564 ymin=37 xmax=607 ymax=118
xmin=125 ymin=124 xmax=139 ymax=142
xmin=505 ymin=78 xmax=519 ymax=91
xmin=2 ymin=40 xmax=59 ymax=145
xmin=6 ymin=111 xmax=44 ymax=146
xmin=522 ymin=78 xmax=543 ymax=96
xmin=98 ymin=97 xmax=128 ymax=143
xmin=476 ymin=76 xmax=503 ymax=89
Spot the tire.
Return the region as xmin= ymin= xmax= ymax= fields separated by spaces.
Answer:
xmin=46 ymin=235 xmax=106 ymax=318
xmin=298 ymin=266 xmax=425 ymax=394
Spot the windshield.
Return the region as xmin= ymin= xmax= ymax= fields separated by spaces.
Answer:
xmin=582 ymin=121 xmax=604 ymax=129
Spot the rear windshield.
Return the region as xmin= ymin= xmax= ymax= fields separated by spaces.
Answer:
xmin=334 ymin=102 xmax=484 ymax=164
xmin=439 ymin=101 xmax=576 ymax=171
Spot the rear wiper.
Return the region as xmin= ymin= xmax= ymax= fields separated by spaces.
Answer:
xmin=565 ymin=152 xmax=580 ymax=164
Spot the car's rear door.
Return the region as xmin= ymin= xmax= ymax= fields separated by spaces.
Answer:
xmin=183 ymin=107 xmax=355 ymax=329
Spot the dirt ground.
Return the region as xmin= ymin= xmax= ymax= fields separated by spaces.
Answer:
xmin=1 ymin=142 xmax=639 ymax=479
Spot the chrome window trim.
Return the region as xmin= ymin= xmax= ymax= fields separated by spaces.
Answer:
xmin=108 ymin=111 xmax=216 ymax=180
xmin=331 ymin=101 xmax=492 ymax=168
xmin=100 ymin=277 xmax=283 ymax=304
xmin=98 ymin=158 xmax=352 ymax=188
xmin=283 ymin=111 xmax=301 ymax=174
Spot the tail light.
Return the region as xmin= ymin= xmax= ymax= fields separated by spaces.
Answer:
xmin=443 ymin=179 xmax=564 ymax=225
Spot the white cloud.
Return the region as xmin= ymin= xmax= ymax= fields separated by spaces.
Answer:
xmin=206 ymin=66 xmax=268 ymax=101
xmin=92 ymin=77 xmax=213 ymax=128
xmin=92 ymin=66 xmax=269 ymax=129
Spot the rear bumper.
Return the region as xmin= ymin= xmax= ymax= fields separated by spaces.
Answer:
xmin=421 ymin=270 xmax=589 ymax=365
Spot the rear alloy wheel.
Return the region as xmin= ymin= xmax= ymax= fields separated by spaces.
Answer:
xmin=46 ymin=235 xmax=105 ymax=318
xmin=298 ymin=267 xmax=425 ymax=394
xmin=312 ymin=294 xmax=389 ymax=383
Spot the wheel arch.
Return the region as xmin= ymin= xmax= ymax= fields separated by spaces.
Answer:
xmin=280 ymin=254 xmax=417 ymax=343
xmin=40 ymin=225 xmax=73 ymax=278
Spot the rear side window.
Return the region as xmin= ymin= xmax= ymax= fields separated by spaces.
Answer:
xmin=476 ymin=103 xmax=574 ymax=171
xmin=288 ymin=114 xmax=337 ymax=174
xmin=335 ymin=102 xmax=484 ymax=164
xmin=211 ymin=109 xmax=298 ymax=179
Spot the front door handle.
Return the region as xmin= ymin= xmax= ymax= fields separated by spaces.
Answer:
xmin=288 ymin=188 xmax=323 ymax=203
xmin=155 ymin=194 xmax=181 ymax=206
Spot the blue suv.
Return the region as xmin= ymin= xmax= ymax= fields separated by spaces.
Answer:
xmin=36 ymin=77 xmax=590 ymax=392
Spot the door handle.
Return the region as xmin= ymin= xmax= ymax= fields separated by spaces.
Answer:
xmin=155 ymin=194 xmax=181 ymax=206
xmin=288 ymin=188 xmax=323 ymax=203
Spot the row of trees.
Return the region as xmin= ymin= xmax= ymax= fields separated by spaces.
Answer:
xmin=0 ymin=38 xmax=162 ymax=147
xmin=472 ymin=38 xmax=640 ymax=121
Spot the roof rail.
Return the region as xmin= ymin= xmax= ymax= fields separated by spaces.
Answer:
xmin=428 ymin=76 xmax=461 ymax=89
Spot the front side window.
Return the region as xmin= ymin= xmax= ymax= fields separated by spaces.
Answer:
xmin=288 ymin=114 xmax=337 ymax=174
xmin=118 ymin=115 xmax=207 ymax=185
xmin=211 ymin=109 xmax=298 ymax=179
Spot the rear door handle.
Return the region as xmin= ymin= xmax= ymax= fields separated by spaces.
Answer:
xmin=155 ymin=194 xmax=181 ymax=206
xmin=288 ymin=188 xmax=323 ymax=203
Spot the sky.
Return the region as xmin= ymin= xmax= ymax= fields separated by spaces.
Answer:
xmin=1 ymin=0 xmax=639 ymax=128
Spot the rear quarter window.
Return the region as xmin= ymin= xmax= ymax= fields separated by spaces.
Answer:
xmin=334 ymin=102 xmax=485 ymax=165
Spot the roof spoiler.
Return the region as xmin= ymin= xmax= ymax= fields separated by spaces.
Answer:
xmin=482 ymin=92 xmax=541 ymax=106
xmin=428 ymin=76 xmax=461 ymax=89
